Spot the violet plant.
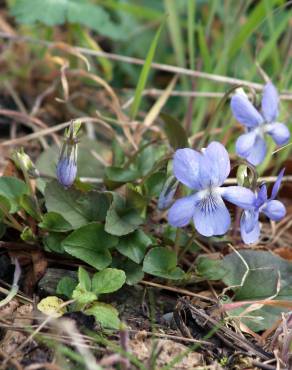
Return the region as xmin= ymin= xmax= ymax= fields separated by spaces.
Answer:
xmin=166 ymin=81 xmax=289 ymax=245
xmin=230 ymin=82 xmax=290 ymax=166
xmin=240 ymin=169 xmax=286 ymax=244
xmin=167 ymin=142 xmax=255 ymax=236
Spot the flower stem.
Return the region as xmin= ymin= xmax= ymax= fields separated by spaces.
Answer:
xmin=0 ymin=204 xmax=23 ymax=232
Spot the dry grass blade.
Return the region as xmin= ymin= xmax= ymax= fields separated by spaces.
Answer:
xmin=2 ymin=32 xmax=292 ymax=93
xmin=143 ymin=76 xmax=178 ymax=129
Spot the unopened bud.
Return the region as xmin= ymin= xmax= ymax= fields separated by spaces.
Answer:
xmin=158 ymin=176 xmax=178 ymax=210
xmin=56 ymin=120 xmax=81 ymax=188
xmin=12 ymin=148 xmax=40 ymax=178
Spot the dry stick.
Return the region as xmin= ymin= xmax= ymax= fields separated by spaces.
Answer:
xmin=123 ymin=88 xmax=292 ymax=102
xmin=1 ymin=31 xmax=292 ymax=96
xmin=224 ymin=175 xmax=292 ymax=184
xmin=127 ymin=329 xmax=215 ymax=347
xmin=140 ymin=280 xmax=216 ymax=303
xmin=0 ymin=109 xmax=59 ymax=146
xmin=0 ymin=117 xmax=100 ymax=147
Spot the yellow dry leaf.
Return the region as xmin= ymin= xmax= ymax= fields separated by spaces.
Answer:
xmin=37 ymin=296 xmax=67 ymax=318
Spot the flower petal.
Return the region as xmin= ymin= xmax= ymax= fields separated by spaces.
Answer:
xmin=240 ymin=211 xmax=260 ymax=244
xmin=261 ymin=200 xmax=286 ymax=221
xmin=255 ymin=184 xmax=267 ymax=208
xmin=193 ymin=195 xmax=231 ymax=236
xmin=242 ymin=209 xmax=259 ymax=233
xmin=245 ymin=135 xmax=267 ymax=166
xmin=168 ymin=194 xmax=198 ymax=227
xmin=202 ymin=141 xmax=230 ymax=186
xmin=235 ymin=130 xmax=257 ymax=158
xmin=271 ymin=168 xmax=285 ymax=200
xmin=173 ymin=148 xmax=202 ymax=190
xmin=56 ymin=158 xmax=77 ymax=188
xmin=220 ymin=186 xmax=256 ymax=209
xmin=231 ymin=94 xmax=263 ymax=128
xmin=261 ymin=82 xmax=279 ymax=122
xmin=266 ymin=123 xmax=290 ymax=145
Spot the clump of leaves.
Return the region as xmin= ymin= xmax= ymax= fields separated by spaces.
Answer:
xmin=57 ymin=266 xmax=126 ymax=329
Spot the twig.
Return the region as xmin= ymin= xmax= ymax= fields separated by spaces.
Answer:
xmin=127 ymin=329 xmax=215 ymax=347
xmin=140 ymin=280 xmax=216 ymax=303
xmin=0 ymin=117 xmax=99 ymax=146
xmin=224 ymin=175 xmax=292 ymax=185
xmin=122 ymin=88 xmax=292 ymax=105
xmin=1 ymin=32 xmax=292 ymax=95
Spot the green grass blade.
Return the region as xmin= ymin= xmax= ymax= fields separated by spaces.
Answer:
xmin=197 ymin=23 xmax=212 ymax=72
xmin=164 ymin=0 xmax=188 ymax=91
xmin=227 ymin=0 xmax=278 ymax=59
xmin=187 ymin=0 xmax=196 ymax=70
xmin=130 ymin=21 xmax=164 ymax=120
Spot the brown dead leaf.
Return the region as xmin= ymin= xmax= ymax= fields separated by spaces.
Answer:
xmin=24 ymin=250 xmax=47 ymax=295
xmin=274 ymin=247 xmax=292 ymax=261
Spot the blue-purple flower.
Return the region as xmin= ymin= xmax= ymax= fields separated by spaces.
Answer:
xmin=56 ymin=121 xmax=80 ymax=188
xmin=56 ymin=154 xmax=77 ymax=188
xmin=231 ymin=82 xmax=290 ymax=166
xmin=240 ymin=169 xmax=286 ymax=244
xmin=168 ymin=142 xmax=255 ymax=237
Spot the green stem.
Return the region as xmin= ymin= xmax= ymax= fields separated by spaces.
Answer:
xmin=178 ymin=232 xmax=196 ymax=262
xmin=0 ymin=204 xmax=23 ymax=232
xmin=21 ymin=166 xmax=42 ymax=219
xmin=174 ymin=228 xmax=182 ymax=256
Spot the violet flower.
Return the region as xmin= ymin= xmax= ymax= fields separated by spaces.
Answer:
xmin=240 ymin=169 xmax=286 ymax=244
xmin=231 ymin=82 xmax=290 ymax=166
xmin=56 ymin=154 xmax=77 ymax=188
xmin=56 ymin=122 xmax=79 ymax=188
xmin=168 ymin=142 xmax=255 ymax=237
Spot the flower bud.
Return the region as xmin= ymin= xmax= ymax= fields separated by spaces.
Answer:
xmin=12 ymin=148 xmax=40 ymax=178
xmin=56 ymin=121 xmax=81 ymax=188
xmin=158 ymin=175 xmax=178 ymax=210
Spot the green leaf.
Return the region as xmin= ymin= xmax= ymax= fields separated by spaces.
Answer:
xmin=105 ymin=167 xmax=140 ymax=183
xmin=43 ymin=233 xmax=65 ymax=254
xmin=130 ymin=21 xmax=164 ymax=119
xmin=123 ymin=260 xmax=144 ymax=285
xmin=19 ymin=194 xmax=41 ymax=221
xmin=62 ymin=222 xmax=118 ymax=270
xmin=0 ymin=195 xmax=11 ymax=220
xmin=112 ymin=257 xmax=144 ymax=285
xmin=45 ymin=180 xmax=111 ymax=229
xmin=160 ymin=113 xmax=189 ymax=149
xmin=105 ymin=195 xmax=143 ymax=236
xmin=11 ymin=0 xmax=131 ymax=41
xmin=0 ymin=177 xmax=28 ymax=213
xmin=134 ymin=145 xmax=156 ymax=177
xmin=85 ymin=302 xmax=120 ymax=329
xmin=143 ymin=247 xmax=185 ymax=280
xmin=92 ymin=268 xmax=126 ymax=295
xmin=144 ymin=172 xmax=165 ymax=198
xmin=72 ymin=285 xmax=97 ymax=306
xmin=56 ymin=277 xmax=77 ymax=298
xmin=117 ymin=230 xmax=151 ymax=264
xmin=222 ymin=250 xmax=292 ymax=331
xmin=39 ymin=212 xmax=73 ymax=232
xmin=196 ymin=256 xmax=227 ymax=280
xmin=78 ymin=267 xmax=91 ymax=291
